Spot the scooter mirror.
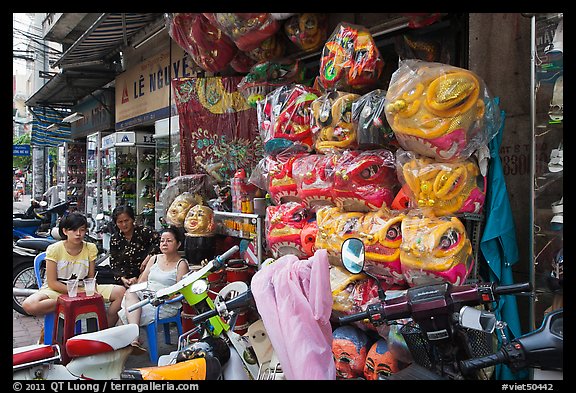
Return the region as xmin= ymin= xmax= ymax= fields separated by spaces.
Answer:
xmin=341 ymin=238 xmax=365 ymax=274
xmin=96 ymin=213 xmax=105 ymax=220
xmin=458 ymin=306 xmax=497 ymax=333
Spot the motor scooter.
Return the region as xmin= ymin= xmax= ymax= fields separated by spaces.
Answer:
xmin=338 ymin=238 xmax=539 ymax=380
xmin=13 ymin=200 xmax=70 ymax=241
xmin=120 ymin=246 xmax=275 ymax=380
xmin=13 ymin=324 xmax=141 ymax=380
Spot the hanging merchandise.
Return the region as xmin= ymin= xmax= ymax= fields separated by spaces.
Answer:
xmin=245 ymin=32 xmax=286 ymax=63
xmin=332 ymin=149 xmax=400 ymax=212
xmin=265 ymin=201 xmax=311 ymax=258
xmin=229 ymin=51 xmax=257 ymax=74
xmin=265 ymin=152 xmax=308 ymax=206
xmin=384 ymin=59 xmax=502 ymax=162
xmin=318 ymin=22 xmax=384 ymax=92
xmin=166 ymin=13 xmax=237 ymax=73
xmin=284 ymin=13 xmax=328 ymax=52
xmin=399 ymin=208 xmax=474 ymax=287
xmin=311 ymin=91 xmax=361 ymax=153
xmin=395 ymin=149 xmax=487 ymax=216
xmin=172 ymin=76 xmax=263 ymax=183
xmin=238 ymin=59 xmax=305 ymax=107
xmin=351 ymin=89 xmax=397 ymax=150
xmin=202 ymin=13 xmax=280 ymax=52
xmin=292 ymin=153 xmax=338 ymax=211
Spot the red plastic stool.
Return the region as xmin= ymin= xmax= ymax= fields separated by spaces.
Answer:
xmin=54 ymin=293 xmax=108 ymax=364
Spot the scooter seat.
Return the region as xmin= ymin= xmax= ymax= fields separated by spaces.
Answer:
xmin=66 ymin=324 xmax=139 ymax=358
xmin=16 ymin=238 xmax=56 ymax=251
xmin=13 ymin=344 xmax=58 ymax=367
xmin=13 ymin=218 xmax=42 ymax=228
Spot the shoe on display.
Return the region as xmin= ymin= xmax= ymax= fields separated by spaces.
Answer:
xmin=140 ymin=168 xmax=152 ymax=181
xmin=548 ymin=142 xmax=563 ymax=173
xmin=544 ymin=17 xmax=563 ymax=55
xmin=548 ymin=75 xmax=563 ymax=122
xmin=550 ymin=197 xmax=563 ymax=231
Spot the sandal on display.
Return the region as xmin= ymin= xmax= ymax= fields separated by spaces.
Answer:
xmin=548 ymin=142 xmax=563 ymax=173
xmin=550 ymin=197 xmax=563 ymax=231
xmin=549 ymin=74 xmax=563 ymax=122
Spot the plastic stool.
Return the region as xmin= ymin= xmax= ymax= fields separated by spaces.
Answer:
xmin=54 ymin=292 xmax=108 ymax=364
xmin=145 ymin=295 xmax=184 ymax=364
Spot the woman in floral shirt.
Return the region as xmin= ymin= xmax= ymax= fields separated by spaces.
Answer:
xmin=110 ymin=205 xmax=161 ymax=287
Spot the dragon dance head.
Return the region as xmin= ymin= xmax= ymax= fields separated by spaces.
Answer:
xmin=292 ymin=153 xmax=338 ymax=210
xmin=238 ymin=59 xmax=305 ymax=107
xmin=246 ymin=33 xmax=286 ymax=63
xmin=319 ymin=23 xmax=384 ymax=91
xmin=271 ymin=84 xmax=320 ymax=150
xmin=400 ymin=210 xmax=473 ymax=286
xmin=284 ymin=13 xmax=328 ymax=52
xmin=316 ymin=206 xmax=406 ymax=288
xmin=300 ymin=219 xmax=318 ymax=257
xmin=265 ymin=201 xmax=310 ymax=258
xmin=352 ymin=89 xmax=398 ymax=150
xmin=168 ymin=13 xmax=237 ymax=73
xmin=332 ymin=149 xmax=400 ymax=212
xmin=385 ymin=60 xmax=501 ymax=162
xmin=267 ymin=153 xmax=307 ymax=205
xmin=202 ymin=13 xmax=280 ymax=52
xmin=397 ymin=150 xmax=487 ymax=216
xmin=311 ymin=91 xmax=360 ymax=153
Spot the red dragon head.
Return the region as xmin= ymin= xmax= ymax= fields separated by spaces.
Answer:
xmin=266 ymin=201 xmax=310 ymax=258
xmin=332 ymin=149 xmax=400 ymax=212
xmin=292 ymin=153 xmax=339 ymax=211
xmin=267 ymin=153 xmax=307 ymax=205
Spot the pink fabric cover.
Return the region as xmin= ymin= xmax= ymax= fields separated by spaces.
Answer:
xmin=250 ymin=249 xmax=335 ymax=380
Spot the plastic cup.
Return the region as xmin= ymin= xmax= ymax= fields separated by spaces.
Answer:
xmin=66 ymin=279 xmax=79 ymax=297
xmin=84 ymin=278 xmax=96 ymax=296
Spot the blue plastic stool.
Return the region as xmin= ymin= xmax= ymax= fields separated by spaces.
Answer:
xmin=145 ymin=295 xmax=184 ymax=364
xmin=34 ymin=252 xmax=81 ymax=345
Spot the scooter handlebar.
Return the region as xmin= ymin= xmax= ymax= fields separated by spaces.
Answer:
xmin=493 ymin=282 xmax=532 ymax=296
xmin=127 ymin=297 xmax=151 ymax=313
xmin=459 ymin=350 xmax=508 ymax=375
xmin=338 ymin=310 xmax=371 ymax=325
xmin=191 ymin=288 xmax=253 ymax=325
xmin=214 ymin=245 xmax=239 ymax=269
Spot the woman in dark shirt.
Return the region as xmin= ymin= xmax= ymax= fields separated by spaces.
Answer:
xmin=110 ymin=205 xmax=161 ymax=287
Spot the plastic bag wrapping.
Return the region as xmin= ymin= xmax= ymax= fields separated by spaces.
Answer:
xmin=384 ymin=59 xmax=502 ymax=162
xmin=395 ymin=148 xmax=487 ymax=216
xmin=245 ymin=32 xmax=286 ymax=62
xmin=251 ymin=249 xmax=335 ymax=380
xmin=160 ymin=175 xmax=208 ymax=226
xmin=400 ymin=209 xmax=474 ymax=287
xmin=311 ymin=91 xmax=361 ymax=154
xmin=266 ymin=151 xmax=308 ymax=205
xmin=183 ymin=204 xmax=216 ymax=237
xmin=229 ymin=51 xmax=256 ymax=74
xmin=332 ymin=149 xmax=400 ymax=212
xmin=265 ymin=201 xmax=310 ymax=258
xmin=284 ymin=13 xmax=328 ymax=52
xmin=318 ymin=22 xmax=384 ymax=92
xmin=166 ymin=13 xmax=237 ymax=73
xmin=238 ymin=59 xmax=305 ymax=107
xmin=257 ymin=84 xmax=320 ymax=155
xmin=316 ymin=206 xmax=406 ymax=288
xmin=351 ymin=89 xmax=397 ymax=150
xmin=202 ymin=13 xmax=280 ymax=52
xmin=292 ymin=153 xmax=338 ymax=211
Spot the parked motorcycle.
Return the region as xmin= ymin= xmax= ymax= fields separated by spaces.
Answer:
xmin=338 ymin=238 xmax=539 ymax=380
xmin=13 ymin=324 xmax=141 ymax=380
xmin=120 ymin=245 xmax=269 ymax=380
xmin=13 ymin=200 xmax=70 ymax=241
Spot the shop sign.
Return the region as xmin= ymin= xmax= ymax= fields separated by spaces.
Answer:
xmin=102 ymin=131 xmax=155 ymax=149
xmin=115 ymin=41 xmax=194 ymax=130
xmin=71 ymin=90 xmax=115 ymax=138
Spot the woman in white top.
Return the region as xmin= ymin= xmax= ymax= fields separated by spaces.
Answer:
xmin=118 ymin=226 xmax=190 ymax=350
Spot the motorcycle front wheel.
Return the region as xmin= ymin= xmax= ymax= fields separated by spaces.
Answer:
xmin=12 ymin=259 xmax=37 ymax=316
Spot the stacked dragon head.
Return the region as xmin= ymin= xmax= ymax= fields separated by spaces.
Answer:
xmin=202 ymin=13 xmax=280 ymax=52
xmin=311 ymin=91 xmax=360 ymax=153
xmin=267 ymin=153 xmax=307 ymax=205
xmin=319 ymin=22 xmax=384 ymax=91
xmin=332 ymin=149 xmax=400 ymax=212
xmin=399 ymin=210 xmax=474 ymax=286
xmin=385 ymin=60 xmax=501 ymax=162
xmin=265 ymin=201 xmax=310 ymax=258
xmin=397 ymin=149 xmax=487 ymax=216
xmin=292 ymin=153 xmax=338 ymax=211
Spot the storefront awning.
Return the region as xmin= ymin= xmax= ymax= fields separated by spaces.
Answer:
xmin=53 ymin=13 xmax=162 ymax=68
xmin=29 ymin=106 xmax=72 ymax=147
xmin=26 ymin=13 xmax=163 ymax=109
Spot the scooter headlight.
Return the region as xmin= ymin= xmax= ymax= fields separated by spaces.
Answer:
xmin=191 ymin=279 xmax=209 ymax=295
